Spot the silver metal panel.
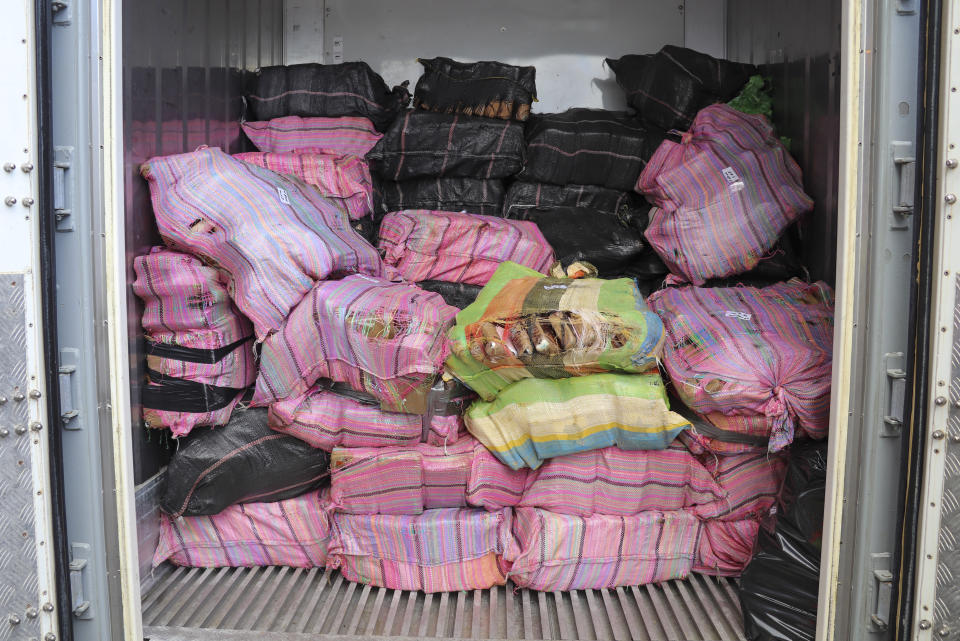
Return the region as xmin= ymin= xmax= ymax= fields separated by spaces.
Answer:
xmin=142 ymin=568 xmax=744 ymax=640
xmin=0 ymin=275 xmax=41 ymax=640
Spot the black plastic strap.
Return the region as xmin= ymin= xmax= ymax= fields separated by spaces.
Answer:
xmin=142 ymin=369 xmax=245 ymax=413
xmin=327 ymin=381 xmax=381 ymax=406
xmin=146 ymin=335 xmax=253 ymax=365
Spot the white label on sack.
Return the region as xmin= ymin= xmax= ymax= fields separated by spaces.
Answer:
xmin=725 ymin=311 xmax=752 ymax=321
xmin=277 ymin=187 xmax=291 ymax=205
xmin=542 ymin=285 xmax=568 ymax=291
xmin=721 ymin=167 xmax=740 ymax=183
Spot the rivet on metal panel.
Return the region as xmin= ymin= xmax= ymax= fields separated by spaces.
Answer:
xmin=8 ymin=613 xmax=20 ymax=624
xmin=0 ymin=396 xmax=6 ymax=404
xmin=952 ymin=435 xmax=960 ymax=443
xmin=948 ymin=158 xmax=959 ymax=168
xmin=44 ymin=634 xmax=56 ymax=641
xmin=4 ymin=196 xmax=16 ymax=206
xmin=920 ymin=619 xmax=933 ymax=630
xmin=936 ymin=396 xmax=947 ymax=405
xmin=24 ymin=607 xmax=37 ymax=619
xmin=2 ymin=163 xmax=15 ymax=172
xmin=29 ymin=422 xmax=42 ymax=432
xmin=13 ymin=392 xmax=25 ymax=401
xmin=20 ymin=162 xmax=33 ymax=173
xmin=21 ymin=197 xmax=34 ymax=207
xmin=28 ymin=389 xmax=41 ymax=399
xmin=946 ymin=194 xmax=957 ymax=204
xmin=0 ymin=429 xmax=8 ymax=437
xmin=938 ymin=625 xmax=950 ymax=637
xmin=933 ymin=430 xmax=946 ymax=440
xmin=41 ymin=603 xmax=53 ymax=612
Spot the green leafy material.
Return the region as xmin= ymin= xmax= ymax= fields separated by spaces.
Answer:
xmin=728 ymin=75 xmax=773 ymax=118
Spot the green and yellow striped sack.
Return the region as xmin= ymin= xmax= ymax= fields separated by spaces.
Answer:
xmin=464 ymin=372 xmax=691 ymax=470
xmin=445 ymin=261 xmax=666 ymax=400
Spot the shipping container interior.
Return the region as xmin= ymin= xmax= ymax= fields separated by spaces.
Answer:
xmin=124 ymin=0 xmax=843 ymax=638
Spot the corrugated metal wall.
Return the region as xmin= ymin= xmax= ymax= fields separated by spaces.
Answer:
xmin=122 ymin=0 xmax=284 ymax=484
xmin=726 ymin=0 xmax=843 ymax=284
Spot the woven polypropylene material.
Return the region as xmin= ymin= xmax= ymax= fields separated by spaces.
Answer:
xmin=694 ymin=518 xmax=761 ymax=577
xmin=519 ymin=109 xmax=665 ymax=191
xmin=329 ymin=508 xmax=519 ymax=592
xmin=647 ymin=279 xmax=834 ymax=452
xmin=132 ymin=247 xmax=255 ymax=436
xmin=693 ymin=449 xmax=789 ymax=521
xmin=367 ymin=110 xmax=525 ymax=180
xmin=233 ymin=151 xmax=372 ymax=220
xmin=378 ymin=210 xmax=554 ymax=286
xmin=373 ymin=175 xmax=505 ymax=216
xmin=154 ymin=490 xmax=332 ymax=568
xmin=269 ymin=384 xmax=463 ymax=451
xmin=502 ymin=181 xmax=651 ymax=221
xmin=253 ymin=276 xmax=457 ymax=411
xmin=141 ymin=147 xmax=384 ymax=340
xmin=510 ymin=508 xmax=699 ymax=591
xmin=241 ymin=115 xmax=383 ymax=157
xmin=638 ymin=104 xmax=813 ymax=285
xmin=414 ymin=57 xmax=536 ymax=122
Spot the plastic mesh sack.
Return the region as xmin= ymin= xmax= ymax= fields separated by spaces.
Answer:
xmin=417 ymin=280 xmax=483 ymax=309
xmin=468 ymin=443 xmax=723 ymax=516
xmin=141 ymin=147 xmax=385 ymax=340
xmin=269 ymin=381 xmax=467 ymax=451
xmin=413 ymin=57 xmax=537 ymax=122
xmin=445 ymin=262 xmax=665 ymax=400
xmin=328 ymin=508 xmax=519 ymax=592
xmin=241 ymin=116 xmax=383 ymax=156
xmin=464 ymin=372 xmax=690 ymax=470
xmin=247 ymin=62 xmax=410 ymax=130
xmin=638 ymin=104 xmax=813 ymax=285
xmin=132 ymin=247 xmax=255 ymax=437
xmin=647 ymin=279 xmax=834 ymax=453
xmin=510 ymin=508 xmax=699 ymax=591
xmin=378 ymin=210 xmax=554 ymax=286
xmin=233 ymin=151 xmax=372 ymax=220
xmin=154 ymin=489 xmax=333 ymax=568
xmin=502 ymin=181 xmax=650 ymax=221
xmin=367 ymin=110 xmax=525 ymax=180
xmin=160 ymin=407 xmax=330 ymax=518
xmin=253 ymin=276 xmax=458 ymax=411
xmin=373 ymin=175 xmax=505 ymax=216
xmin=606 ymin=46 xmax=755 ymax=131
xmin=519 ymin=109 xmax=665 ymax=191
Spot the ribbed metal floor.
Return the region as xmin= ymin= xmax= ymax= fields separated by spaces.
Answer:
xmin=141 ymin=567 xmax=746 ymax=641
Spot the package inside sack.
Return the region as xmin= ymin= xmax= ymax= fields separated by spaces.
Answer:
xmin=413 ymin=57 xmax=537 ymax=121
xmin=254 ymin=275 xmax=458 ymax=411
xmin=648 ymin=278 xmax=834 ymax=452
xmin=132 ymin=247 xmax=256 ymax=436
xmin=502 ymin=180 xmax=649 ymax=221
xmin=240 ymin=115 xmax=383 ymax=157
xmin=140 ymin=147 xmax=384 ymax=339
xmin=373 ymin=175 xmax=505 ymax=217
xmin=445 ymin=261 xmax=665 ymax=400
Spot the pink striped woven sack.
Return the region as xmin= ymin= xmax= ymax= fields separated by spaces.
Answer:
xmin=637 ymin=104 xmax=813 ymax=285
xmin=154 ymin=489 xmax=333 ymax=568
xmin=269 ymin=383 xmax=464 ymax=451
xmin=241 ymin=115 xmax=382 ymax=157
xmin=468 ymin=444 xmax=724 ymax=516
xmin=694 ymin=519 xmax=761 ymax=576
xmin=693 ymin=449 xmax=789 ymax=521
xmin=647 ymin=279 xmax=834 ymax=452
xmin=233 ymin=151 xmax=372 ymax=220
xmin=132 ymin=247 xmax=256 ymax=437
xmin=253 ymin=276 xmax=458 ymax=411
xmin=378 ymin=210 xmax=555 ymax=286
xmin=328 ymin=508 xmax=519 ymax=592
xmin=141 ymin=147 xmax=384 ymax=340
xmin=510 ymin=508 xmax=699 ymax=591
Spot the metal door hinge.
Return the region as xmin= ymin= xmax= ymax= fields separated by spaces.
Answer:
xmin=896 ymin=0 xmax=917 ymax=15
xmin=69 ymin=543 xmax=92 ymax=619
xmin=53 ymin=147 xmax=74 ymax=231
xmin=891 ymin=142 xmax=916 ymax=228
xmin=883 ymin=353 xmax=906 ymax=436
xmin=870 ymin=553 xmax=894 ymax=631
xmin=58 ymin=348 xmax=81 ymax=429
xmin=51 ymin=0 xmax=72 ymax=25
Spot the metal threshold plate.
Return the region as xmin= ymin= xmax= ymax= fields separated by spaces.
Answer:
xmin=142 ymin=567 xmax=746 ymax=640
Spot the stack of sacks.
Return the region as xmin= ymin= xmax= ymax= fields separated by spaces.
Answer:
xmin=132 ymin=247 xmax=255 ymax=436
xmin=369 ymin=58 xmax=535 ymax=217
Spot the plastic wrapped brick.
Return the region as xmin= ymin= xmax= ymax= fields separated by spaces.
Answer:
xmin=233 ymin=151 xmax=372 ymax=220
xmin=413 ymin=57 xmax=536 ymax=121
xmin=247 ymin=62 xmax=410 ymax=130
xmin=464 ymin=372 xmax=690 ymax=470
xmin=373 ymin=176 xmax=505 ymax=217
xmin=269 ymin=380 xmax=469 ymax=451
xmin=502 ymin=181 xmax=650 ymax=222
xmin=132 ymin=247 xmax=256 ymax=437
xmin=253 ymin=276 xmax=458 ymax=411
xmin=519 ymin=109 xmax=665 ymax=191
xmin=510 ymin=508 xmax=699 ymax=591
xmin=638 ymin=104 xmax=813 ymax=285
xmin=467 ymin=443 xmax=723 ymax=516
xmin=606 ymin=46 xmax=755 ymax=131
xmin=417 ymin=280 xmax=483 ymax=310
xmin=141 ymin=147 xmax=384 ymax=339
xmin=161 ymin=407 xmax=330 ymax=518
xmin=154 ymin=490 xmax=333 ymax=568
xmin=328 ymin=508 xmax=519 ymax=592
xmin=241 ymin=116 xmax=383 ymax=156
xmin=445 ymin=262 xmax=665 ymax=400
xmin=378 ymin=210 xmax=554 ymax=286
xmin=367 ymin=111 xmax=525 ymax=180
xmin=647 ymin=279 xmax=834 ymax=452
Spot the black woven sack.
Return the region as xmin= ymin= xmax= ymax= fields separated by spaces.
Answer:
xmin=414 ymin=57 xmax=537 ymax=121
xmin=248 ymin=62 xmax=410 ymax=131
xmin=502 ymin=181 xmax=649 ymax=222
xmin=519 ymin=109 xmax=665 ymax=191
xmin=606 ymin=46 xmax=755 ymax=131
xmin=372 ymin=176 xmax=505 ymax=217
xmin=417 ymin=280 xmax=483 ymax=310
xmin=161 ymin=406 xmax=329 ymax=518
xmin=367 ymin=110 xmax=525 ymax=180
